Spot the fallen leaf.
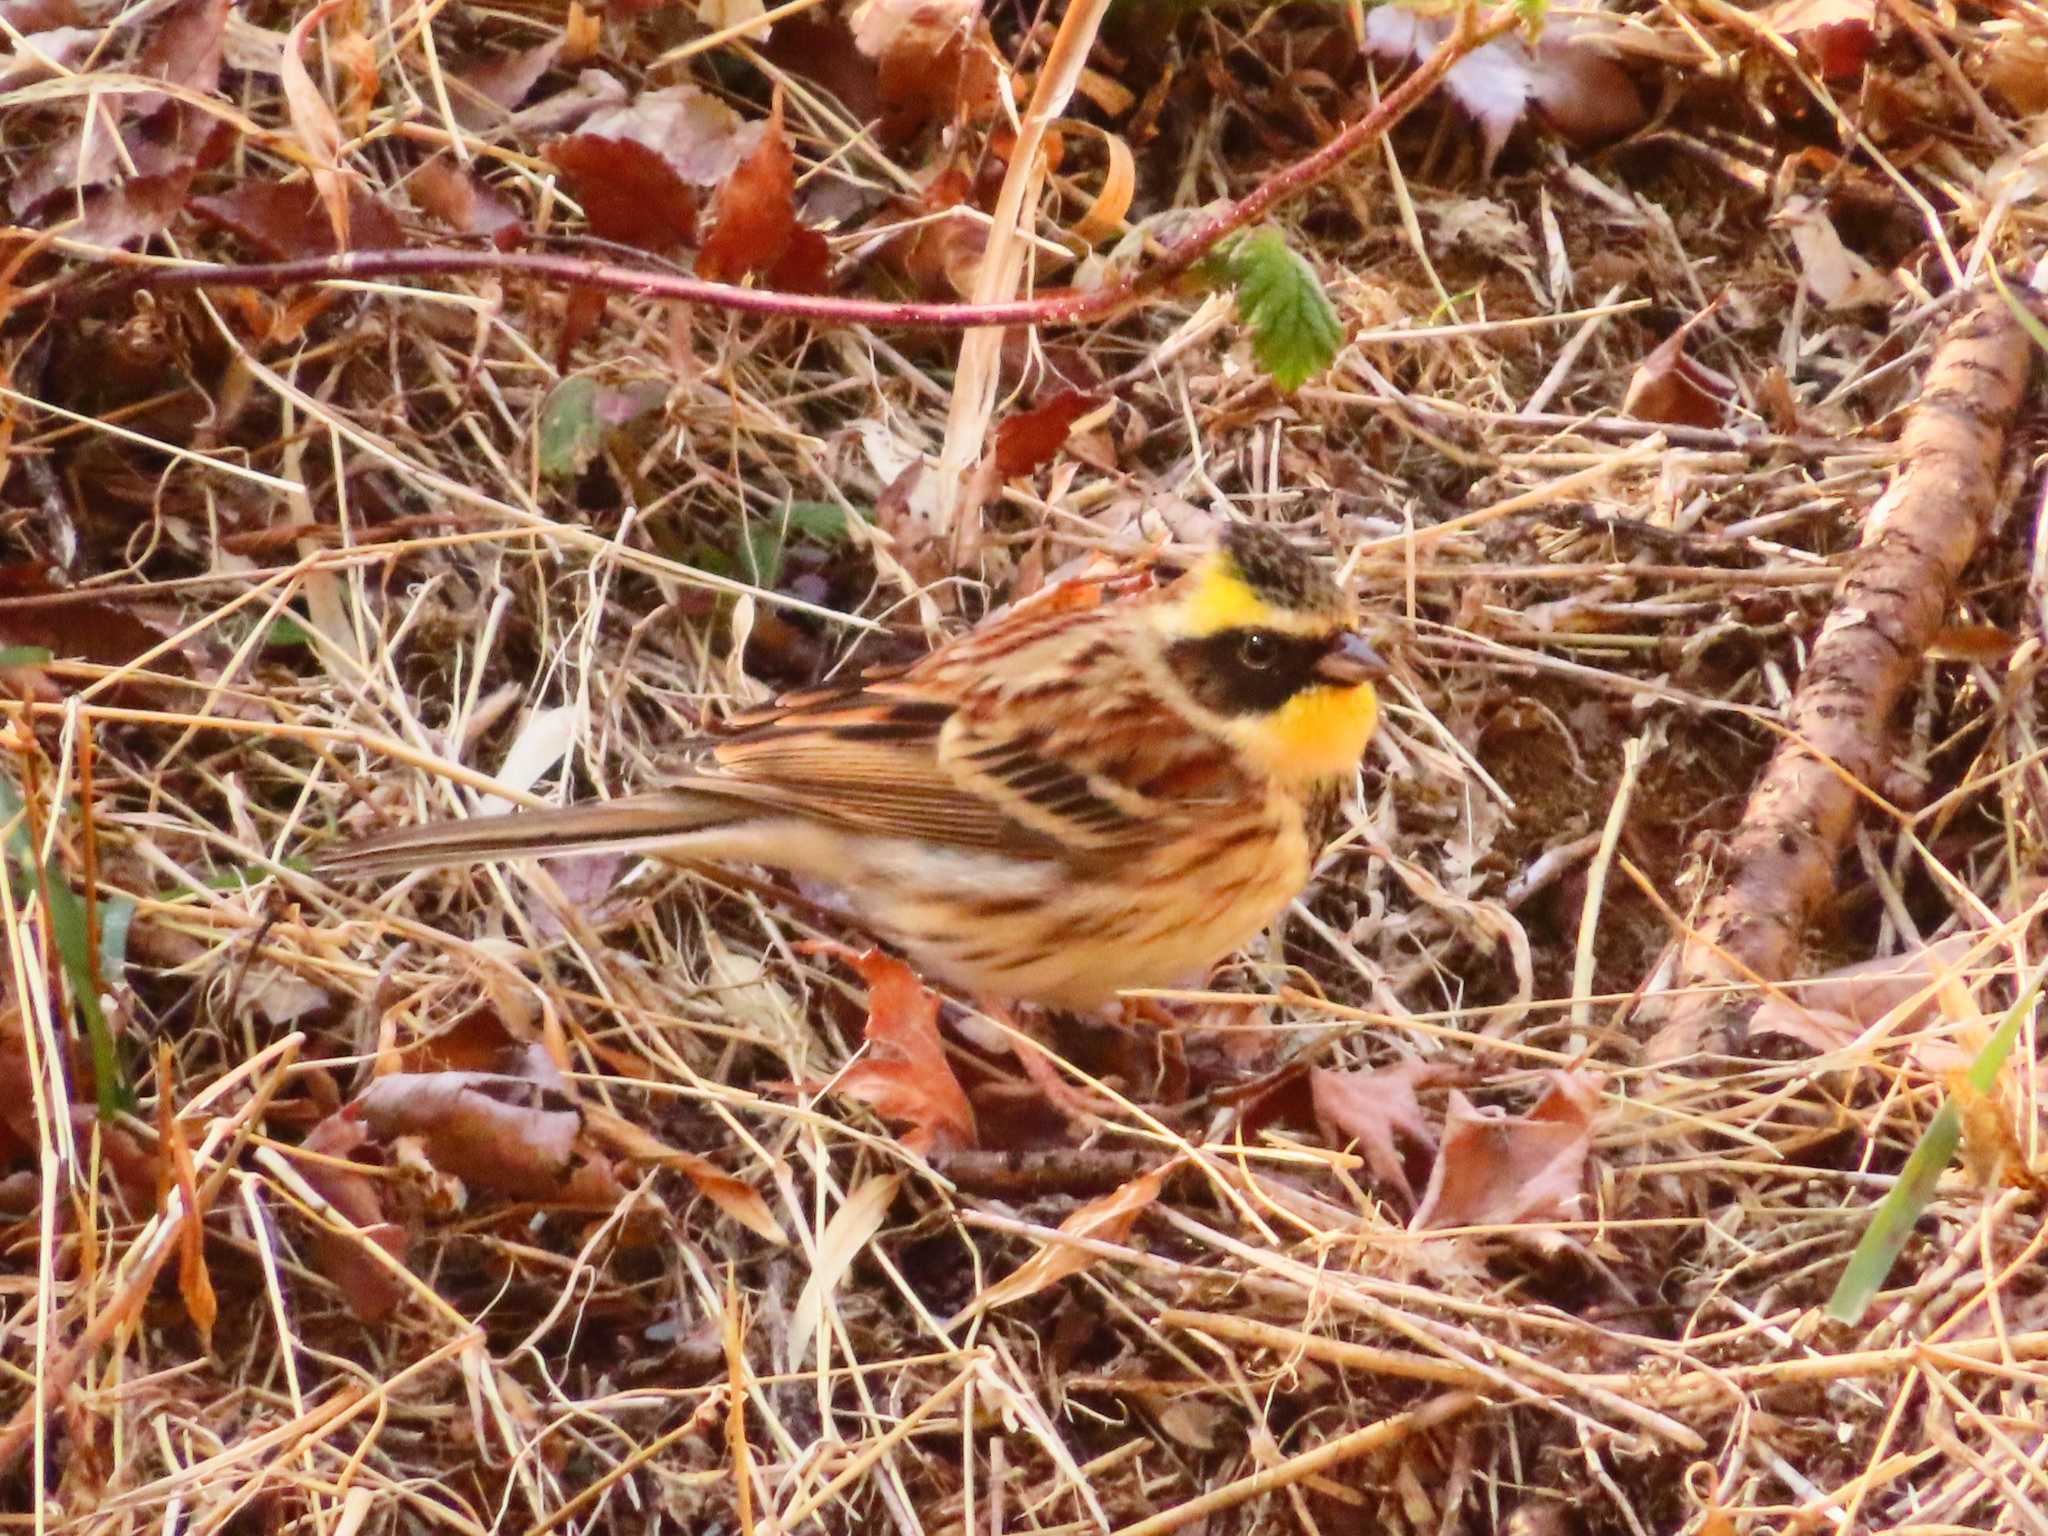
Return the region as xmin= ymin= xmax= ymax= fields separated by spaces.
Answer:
xmin=1760 ymin=0 xmax=1876 ymax=80
xmin=1749 ymin=934 xmax=1979 ymax=1055
xmin=449 ymin=35 xmax=564 ymax=128
xmin=547 ymin=84 xmax=761 ymax=251
xmin=993 ymin=390 xmax=1103 ymax=478
xmin=1623 ymin=312 xmax=1736 ymax=428
xmin=1410 ymin=1072 xmax=1603 ymax=1233
xmin=1311 ymin=1061 xmax=1454 ymax=1202
xmin=546 ymin=138 xmax=699 ymax=250
xmin=963 ymin=1161 xmax=1168 ymax=1318
xmin=0 ymin=25 xmax=100 ymax=91
xmin=850 ymin=0 xmax=999 ymax=144
xmin=697 ymin=91 xmax=829 ymax=291
xmin=409 ymin=155 xmax=526 ymax=248
xmin=65 ymin=168 xmax=195 ymax=250
xmin=762 ymin=14 xmax=883 ymax=126
xmin=295 ymin=1110 xmax=411 ymax=1323
xmin=811 ymin=942 xmax=975 ymax=1154
xmin=352 ymin=1047 xmax=620 ymax=1203
xmin=279 ymin=0 xmax=352 ymax=248
xmin=137 ymin=0 xmax=230 ymax=99
xmin=192 ymin=178 xmax=404 ymax=258
xmin=1773 ymin=193 xmax=1894 ymax=308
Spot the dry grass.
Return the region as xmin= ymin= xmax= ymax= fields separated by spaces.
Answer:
xmin=3 ymin=0 xmax=2047 ymax=1533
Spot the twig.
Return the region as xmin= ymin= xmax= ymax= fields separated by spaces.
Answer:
xmin=1649 ymin=287 xmax=2038 ymax=1059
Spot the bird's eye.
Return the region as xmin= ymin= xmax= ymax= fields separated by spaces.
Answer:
xmin=1237 ymin=631 xmax=1277 ymax=669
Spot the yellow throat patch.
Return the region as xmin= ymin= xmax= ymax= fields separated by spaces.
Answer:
xmin=1252 ymin=679 xmax=1380 ymax=783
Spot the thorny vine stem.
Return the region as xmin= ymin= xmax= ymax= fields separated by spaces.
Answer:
xmin=65 ymin=3 xmax=1520 ymax=331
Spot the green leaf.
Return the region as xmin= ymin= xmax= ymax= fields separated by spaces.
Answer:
xmin=537 ymin=376 xmax=601 ymax=483
xmin=782 ymin=500 xmax=861 ymax=543
xmin=1225 ymin=225 xmax=1342 ymax=392
xmin=0 ymin=646 xmax=53 ymax=667
xmin=265 ymin=614 xmax=314 ymax=649
xmin=0 ymin=780 xmax=132 ymax=1114
xmin=537 ymin=377 xmax=666 ymax=483
xmin=1825 ymin=955 xmax=2048 ymax=1324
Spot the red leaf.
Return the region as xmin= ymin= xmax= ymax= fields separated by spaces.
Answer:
xmin=810 ymin=942 xmax=976 ymax=1154
xmin=191 ymin=179 xmax=405 ymax=259
xmin=547 ymin=137 xmax=700 ymax=250
xmin=1761 ymin=0 xmax=1876 ymax=80
xmin=546 ymin=85 xmax=764 ymax=252
xmin=698 ymin=93 xmax=829 ymax=291
xmin=993 ymin=390 xmax=1101 ymax=477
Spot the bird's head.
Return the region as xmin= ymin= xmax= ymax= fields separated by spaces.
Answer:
xmin=1155 ymin=524 xmax=1386 ymax=785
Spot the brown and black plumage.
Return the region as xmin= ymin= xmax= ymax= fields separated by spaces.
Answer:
xmin=318 ymin=525 xmax=1385 ymax=1010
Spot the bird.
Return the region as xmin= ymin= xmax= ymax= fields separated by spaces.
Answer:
xmin=318 ymin=523 xmax=1386 ymax=1016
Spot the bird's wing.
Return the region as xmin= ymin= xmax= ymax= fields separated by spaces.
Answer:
xmin=713 ymin=605 xmax=1251 ymax=857
xmin=710 ymin=685 xmax=1054 ymax=852
xmin=707 ymin=597 xmax=1229 ymax=856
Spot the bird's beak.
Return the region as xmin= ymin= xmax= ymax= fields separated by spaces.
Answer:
xmin=1315 ymin=630 xmax=1387 ymax=687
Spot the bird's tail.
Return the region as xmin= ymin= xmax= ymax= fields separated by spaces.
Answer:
xmin=315 ymin=786 xmax=765 ymax=878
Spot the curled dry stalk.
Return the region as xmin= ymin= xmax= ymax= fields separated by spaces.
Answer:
xmin=1649 ymin=286 xmax=2040 ymax=1061
xmin=66 ymin=4 xmax=1523 ymax=338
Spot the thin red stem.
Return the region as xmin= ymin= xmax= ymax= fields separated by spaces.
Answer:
xmin=75 ymin=5 xmax=1517 ymax=332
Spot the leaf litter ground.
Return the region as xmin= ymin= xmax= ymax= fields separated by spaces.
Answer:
xmin=2 ymin=0 xmax=2046 ymax=1532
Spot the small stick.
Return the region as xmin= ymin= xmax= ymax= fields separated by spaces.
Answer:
xmin=1650 ymin=287 xmax=2038 ymax=1059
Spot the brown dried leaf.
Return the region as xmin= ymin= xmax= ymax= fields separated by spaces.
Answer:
xmin=191 ymin=178 xmax=404 ymax=258
xmin=811 ymin=942 xmax=975 ymax=1154
xmin=851 ymin=0 xmax=999 ymax=143
xmin=697 ymin=91 xmax=829 ymax=291
xmin=967 ymin=1161 xmax=1168 ymax=1316
xmin=355 ymin=1067 xmax=580 ymax=1200
xmin=296 ymin=1111 xmax=410 ymax=1323
xmin=1410 ymin=1072 xmax=1603 ymax=1233
xmin=280 ymin=0 xmax=351 ymax=248
xmin=138 ymin=0 xmax=229 ymax=97
xmin=1623 ymin=315 xmax=1736 ymax=428
xmin=1311 ymin=1061 xmax=1454 ymax=1203
xmin=450 ymin=35 xmax=564 ymax=128
xmin=410 ymin=154 xmax=526 ymax=248
xmin=993 ymin=390 xmax=1103 ymax=478
xmin=1749 ymin=934 xmax=1978 ymax=1054
xmin=66 ymin=168 xmax=194 ymax=250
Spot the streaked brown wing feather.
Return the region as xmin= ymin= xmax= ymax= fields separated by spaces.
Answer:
xmin=706 ymin=602 xmax=1253 ymax=857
